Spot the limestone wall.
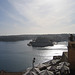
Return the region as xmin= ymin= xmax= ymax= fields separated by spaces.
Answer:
xmin=68 ymin=42 xmax=75 ymax=70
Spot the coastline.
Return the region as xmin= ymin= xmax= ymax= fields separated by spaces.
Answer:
xmin=0 ymin=52 xmax=70 ymax=75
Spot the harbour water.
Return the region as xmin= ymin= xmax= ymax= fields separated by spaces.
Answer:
xmin=0 ymin=40 xmax=68 ymax=72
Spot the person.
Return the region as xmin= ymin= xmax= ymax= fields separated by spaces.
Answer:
xmin=32 ymin=58 xmax=35 ymax=70
xmin=69 ymin=34 xmax=74 ymax=41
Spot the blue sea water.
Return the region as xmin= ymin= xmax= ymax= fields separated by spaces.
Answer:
xmin=0 ymin=40 xmax=68 ymax=72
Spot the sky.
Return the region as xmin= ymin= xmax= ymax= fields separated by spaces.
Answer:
xmin=0 ymin=0 xmax=75 ymax=35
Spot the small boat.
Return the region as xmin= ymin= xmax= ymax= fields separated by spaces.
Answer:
xmin=27 ymin=37 xmax=53 ymax=47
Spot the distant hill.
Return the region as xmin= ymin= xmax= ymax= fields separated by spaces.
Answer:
xmin=0 ymin=34 xmax=75 ymax=42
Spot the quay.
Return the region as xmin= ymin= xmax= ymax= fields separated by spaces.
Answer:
xmin=0 ymin=41 xmax=75 ymax=75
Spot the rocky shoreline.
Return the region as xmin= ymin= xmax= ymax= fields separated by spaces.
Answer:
xmin=23 ymin=55 xmax=70 ymax=75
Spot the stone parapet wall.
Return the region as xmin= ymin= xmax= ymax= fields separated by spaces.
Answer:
xmin=68 ymin=42 xmax=75 ymax=70
xmin=0 ymin=70 xmax=24 ymax=75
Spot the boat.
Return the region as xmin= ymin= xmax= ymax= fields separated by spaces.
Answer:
xmin=27 ymin=37 xmax=53 ymax=47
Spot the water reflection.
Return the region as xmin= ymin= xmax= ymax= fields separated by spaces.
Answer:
xmin=32 ymin=42 xmax=68 ymax=64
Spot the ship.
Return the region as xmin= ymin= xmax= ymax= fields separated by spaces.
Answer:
xmin=27 ymin=37 xmax=53 ymax=47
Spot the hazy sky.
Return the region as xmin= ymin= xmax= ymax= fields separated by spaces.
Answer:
xmin=0 ymin=0 xmax=75 ymax=35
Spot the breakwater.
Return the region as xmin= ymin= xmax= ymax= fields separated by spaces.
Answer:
xmin=23 ymin=55 xmax=70 ymax=75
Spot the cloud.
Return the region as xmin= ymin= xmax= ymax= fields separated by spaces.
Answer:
xmin=0 ymin=6 xmax=27 ymax=25
xmin=4 ymin=0 xmax=75 ymax=34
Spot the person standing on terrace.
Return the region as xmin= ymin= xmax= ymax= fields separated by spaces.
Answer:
xmin=69 ymin=34 xmax=74 ymax=42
